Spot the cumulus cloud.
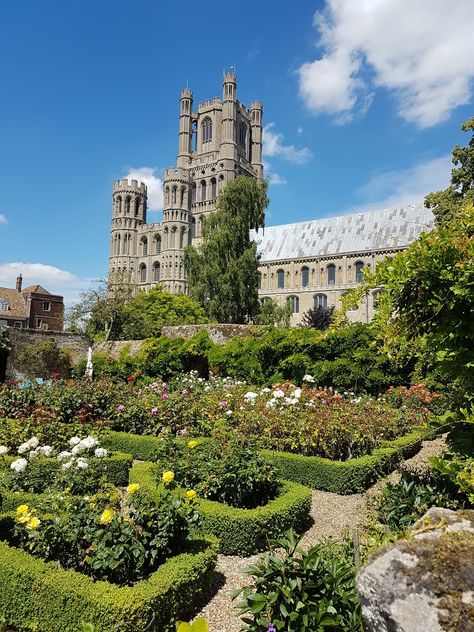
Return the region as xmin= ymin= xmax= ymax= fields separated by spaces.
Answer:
xmin=262 ymin=161 xmax=287 ymax=185
xmin=123 ymin=167 xmax=163 ymax=211
xmin=298 ymin=0 xmax=474 ymax=127
xmin=348 ymin=155 xmax=452 ymax=213
xmin=0 ymin=263 xmax=94 ymax=306
xmin=0 ymin=214 xmax=7 ymax=225
xmin=263 ymin=123 xmax=312 ymax=165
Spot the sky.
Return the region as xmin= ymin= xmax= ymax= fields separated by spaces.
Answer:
xmin=1 ymin=0 xmax=473 ymax=305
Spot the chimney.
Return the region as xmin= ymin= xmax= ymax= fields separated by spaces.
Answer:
xmin=16 ymin=274 xmax=22 ymax=292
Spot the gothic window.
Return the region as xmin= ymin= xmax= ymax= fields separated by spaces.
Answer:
xmin=191 ymin=217 xmax=196 ymax=238
xmin=153 ymin=263 xmax=161 ymax=282
xmin=116 ymin=234 xmax=121 ymax=255
xmin=141 ymin=237 xmax=148 ymax=256
xmin=139 ymin=264 xmax=147 ymax=283
xmin=301 ymin=266 xmax=309 ymax=287
xmin=171 ymin=186 xmax=177 ymax=204
xmin=179 ymin=227 xmax=186 ymax=249
xmin=163 ymin=227 xmax=169 ymax=250
xmin=116 ymin=196 xmax=122 ymax=215
xmin=200 ymin=180 xmax=207 ymax=202
xmin=154 ymin=235 xmax=161 ymax=254
xmin=239 ymin=122 xmax=247 ymax=148
xmin=134 ymin=198 xmax=140 ymax=216
xmin=0 ymin=300 xmax=9 ymax=312
xmin=314 ymin=294 xmax=328 ymax=308
xmin=288 ymin=295 xmax=299 ymax=314
xmin=171 ymin=226 xmax=177 ymax=248
xmin=201 ymin=117 xmax=212 ymax=143
xmin=327 ymin=264 xmax=336 ymax=285
xmin=125 ymin=196 xmax=131 ymax=214
xmin=355 ymin=261 xmax=364 ymax=283
xmin=164 ymin=187 xmax=169 ymax=206
xmin=210 ymin=178 xmax=217 ymax=199
xmin=277 ymin=269 xmax=285 ymax=289
xmin=192 ymin=183 xmax=196 ymax=204
xmin=192 ymin=120 xmax=197 ymax=152
xmin=180 ymin=186 xmax=186 ymax=207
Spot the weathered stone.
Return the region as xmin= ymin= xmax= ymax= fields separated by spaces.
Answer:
xmin=357 ymin=507 xmax=474 ymax=632
xmin=161 ymin=323 xmax=262 ymax=344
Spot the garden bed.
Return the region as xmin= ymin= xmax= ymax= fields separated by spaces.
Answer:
xmin=130 ymin=461 xmax=312 ymax=555
xmin=0 ymin=513 xmax=218 ymax=632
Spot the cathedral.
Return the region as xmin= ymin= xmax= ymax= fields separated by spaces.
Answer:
xmin=108 ymin=73 xmax=433 ymax=324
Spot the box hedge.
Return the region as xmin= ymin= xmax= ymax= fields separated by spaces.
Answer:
xmin=129 ymin=461 xmax=312 ymax=556
xmin=263 ymin=430 xmax=428 ymax=494
xmin=0 ymin=514 xmax=218 ymax=632
xmin=101 ymin=432 xmax=210 ymax=462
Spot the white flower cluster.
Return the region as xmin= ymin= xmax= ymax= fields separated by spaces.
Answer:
xmin=265 ymin=387 xmax=303 ymax=409
xmin=244 ymin=391 xmax=258 ymax=404
xmin=303 ymin=374 xmax=315 ymax=383
xmin=8 ymin=435 xmax=107 ymax=474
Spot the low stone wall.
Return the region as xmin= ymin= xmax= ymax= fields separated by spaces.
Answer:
xmin=92 ymin=340 xmax=146 ymax=359
xmin=161 ymin=324 xmax=261 ymax=344
xmin=4 ymin=328 xmax=91 ymax=380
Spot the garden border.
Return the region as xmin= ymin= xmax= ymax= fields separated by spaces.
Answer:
xmin=0 ymin=514 xmax=218 ymax=632
xmin=130 ymin=461 xmax=312 ymax=556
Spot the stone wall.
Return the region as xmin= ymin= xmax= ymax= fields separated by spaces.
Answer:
xmin=92 ymin=340 xmax=146 ymax=360
xmin=161 ymin=324 xmax=261 ymax=344
xmin=4 ymin=328 xmax=90 ymax=380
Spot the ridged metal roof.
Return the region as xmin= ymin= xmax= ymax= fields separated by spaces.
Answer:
xmin=252 ymin=205 xmax=434 ymax=262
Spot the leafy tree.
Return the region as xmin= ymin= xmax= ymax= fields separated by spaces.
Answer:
xmin=184 ymin=176 xmax=269 ymax=323
xmin=301 ymin=305 xmax=334 ymax=330
xmin=0 ymin=326 xmax=10 ymax=352
xmin=253 ymin=298 xmax=292 ymax=327
xmin=425 ymin=116 xmax=474 ymax=225
xmin=16 ymin=338 xmax=71 ymax=379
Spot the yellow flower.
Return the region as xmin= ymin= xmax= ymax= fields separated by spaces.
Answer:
xmin=162 ymin=470 xmax=175 ymax=485
xmin=127 ymin=483 xmax=140 ymax=494
xmin=99 ymin=508 xmax=115 ymax=525
xmin=26 ymin=517 xmax=41 ymax=530
xmin=16 ymin=504 xmax=29 ymax=515
xmin=187 ymin=440 xmax=198 ymax=448
xmin=185 ymin=490 xmax=197 ymax=501
xmin=64 ymin=487 xmax=71 ymax=494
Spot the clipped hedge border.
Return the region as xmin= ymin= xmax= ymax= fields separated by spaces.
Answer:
xmin=101 ymin=432 xmax=210 ymax=462
xmin=263 ymin=430 xmax=429 ymax=494
xmin=130 ymin=461 xmax=312 ymax=556
xmin=0 ymin=514 xmax=218 ymax=632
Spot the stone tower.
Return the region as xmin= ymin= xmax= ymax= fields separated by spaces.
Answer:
xmin=108 ymin=72 xmax=263 ymax=292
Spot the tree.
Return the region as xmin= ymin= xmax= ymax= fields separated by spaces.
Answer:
xmin=253 ymin=298 xmax=292 ymax=327
xmin=425 ymin=117 xmax=474 ymax=225
xmin=184 ymin=176 xmax=269 ymax=323
xmin=301 ymin=305 xmax=334 ymax=330
xmin=16 ymin=338 xmax=71 ymax=379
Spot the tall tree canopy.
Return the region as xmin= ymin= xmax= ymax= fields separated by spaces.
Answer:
xmin=184 ymin=176 xmax=269 ymax=323
xmin=425 ymin=116 xmax=474 ymax=225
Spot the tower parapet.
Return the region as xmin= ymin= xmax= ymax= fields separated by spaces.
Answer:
xmin=177 ymin=88 xmax=193 ymax=168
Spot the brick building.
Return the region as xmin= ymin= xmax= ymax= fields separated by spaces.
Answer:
xmin=0 ymin=275 xmax=64 ymax=331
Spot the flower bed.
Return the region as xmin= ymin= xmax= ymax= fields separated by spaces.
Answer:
xmin=130 ymin=461 xmax=312 ymax=556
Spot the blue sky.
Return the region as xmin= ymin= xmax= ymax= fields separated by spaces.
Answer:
xmin=1 ymin=0 xmax=473 ymax=304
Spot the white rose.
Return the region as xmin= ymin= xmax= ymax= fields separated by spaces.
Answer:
xmin=71 ymin=444 xmax=84 ymax=456
xmin=244 ymin=391 xmax=258 ymax=402
xmin=17 ymin=442 xmax=30 ymax=454
xmin=76 ymin=458 xmax=89 ymax=469
xmin=81 ymin=436 xmax=98 ymax=450
xmin=273 ymin=389 xmax=285 ymax=399
xmin=38 ymin=445 xmax=54 ymax=458
xmin=94 ymin=448 xmax=107 ymax=458
xmin=303 ymin=374 xmax=315 ymax=383
xmin=27 ymin=437 xmax=39 ymax=449
xmin=226 ymin=410 xmax=233 ymax=416
xmin=57 ymin=451 xmax=72 ymax=461
xmin=61 ymin=460 xmax=74 ymax=470
xmin=0 ymin=445 xmax=8 ymax=456
xmin=10 ymin=458 xmax=28 ymax=473
xmin=69 ymin=436 xmax=81 ymax=446
xmin=261 ymin=387 xmax=271 ymax=393
xmin=293 ymin=388 xmax=302 ymax=399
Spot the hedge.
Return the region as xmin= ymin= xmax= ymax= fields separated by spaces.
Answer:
xmin=102 ymin=432 xmax=210 ymax=462
xmin=263 ymin=430 xmax=428 ymax=494
xmin=0 ymin=514 xmax=218 ymax=632
xmin=2 ymin=452 xmax=133 ymax=492
xmin=130 ymin=461 xmax=312 ymax=556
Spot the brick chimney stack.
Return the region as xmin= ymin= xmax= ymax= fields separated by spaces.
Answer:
xmin=16 ymin=274 xmax=22 ymax=292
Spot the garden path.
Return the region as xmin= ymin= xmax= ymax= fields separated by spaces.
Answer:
xmin=194 ymin=434 xmax=447 ymax=632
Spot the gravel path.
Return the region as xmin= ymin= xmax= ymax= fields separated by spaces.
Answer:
xmin=193 ymin=434 xmax=448 ymax=631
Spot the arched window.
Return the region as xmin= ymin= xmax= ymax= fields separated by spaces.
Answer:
xmin=154 ymin=235 xmax=161 ymax=254
xmin=288 ymin=296 xmax=299 ymax=314
xmin=164 ymin=187 xmax=169 ymax=206
xmin=153 ymin=263 xmax=161 ymax=282
xmin=116 ymin=234 xmax=121 ymax=255
xmin=134 ymin=198 xmax=140 ymax=216
xmin=314 ymin=294 xmax=328 ymax=308
xmin=141 ymin=237 xmax=148 ymax=256
xmin=171 ymin=226 xmax=177 ymax=249
xmin=116 ymin=196 xmax=122 ymax=215
xmin=180 ymin=186 xmax=186 ymax=207
xmin=301 ymin=266 xmax=309 ymax=287
xmin=191 ymin=217 xmax=196 ymax=238
xmin=171 ymin=186 xmax=177 ymax=205
xmin=327 ymin=264 xmax=336 ymax=285
xmin=192 ymin=183 xmax=196 ymax=204
xmin=0 ymin=300 xmax=9 ymax=312
xmin=125 ymin=196 xmax=131 ymax=214
xmin=277 ymin=269 xmax=285 ymax=289
xmin=201 ymin=117 xmax=212 ymax=142
xmin=200 ymin=180 xmax=207 ymax=202
xmin=239 ymin=122 xmax=247 ymax=147
xmin=139 ymin=264 xmax=147 ymax=283
xmin=163 ymin=227 xmax=169 ymax=250
xmin=210 ymin=178 xmax=217 ymax=199
xmin=355 ymin=261 xmax=364 ymax=283
xmin=180 ymin=226 xmax=186 ymax=249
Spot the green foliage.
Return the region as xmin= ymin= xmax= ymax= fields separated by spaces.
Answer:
xmin=300 ymin=305 xmax=334 ymax=330
xmin=154 ymin=427 xmax=279 ymax=509
xmin=425 ymin=117 xmax=474 ymax=225
xmin=233 ymin=529 xmax=363 ymax=631
xmin=0 ymin=526 xmax=217 ymax=632
xmin=0 ymin=327 xmax=9 ymax=352
xmin=130 ymin=460 xmax=312 ymax=556
xmin=253 ymin=299 xmax=291 ymax=327
xmin=15 ymin=339 xmax=71 ymax=379
xmin=13 ymin=483 xmax=201 ymax=586
xmin=176 ymin=618 xmax=208 ymax=632
xmin=184 ymin=176 xmax=269 ymax=323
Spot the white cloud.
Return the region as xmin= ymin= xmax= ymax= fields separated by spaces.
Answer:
xmin=0 ymin=263 xmax=94 ymax=307
xmin=263 ymin=123 xmax=312 ymax=165
xmin=350 ymin=155 xmax=451 ymax=212
xmin=0 ymin=214 xmax=7 ymax=225
xmin=298 ymin=0 xmax=474 ymax=127
xmin=123 ymin=167 xmax=163 ymax=211
xmin=262 ymin=161 xmax=287 ymax=185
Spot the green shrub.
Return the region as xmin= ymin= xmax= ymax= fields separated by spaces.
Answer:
xmin=233 ymin=529 xmax=363 ymax=631
xmin=130 ymin=461 xmax=312 ymax=556
xmin=15 ymin=339 xmax=71 ymax=380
